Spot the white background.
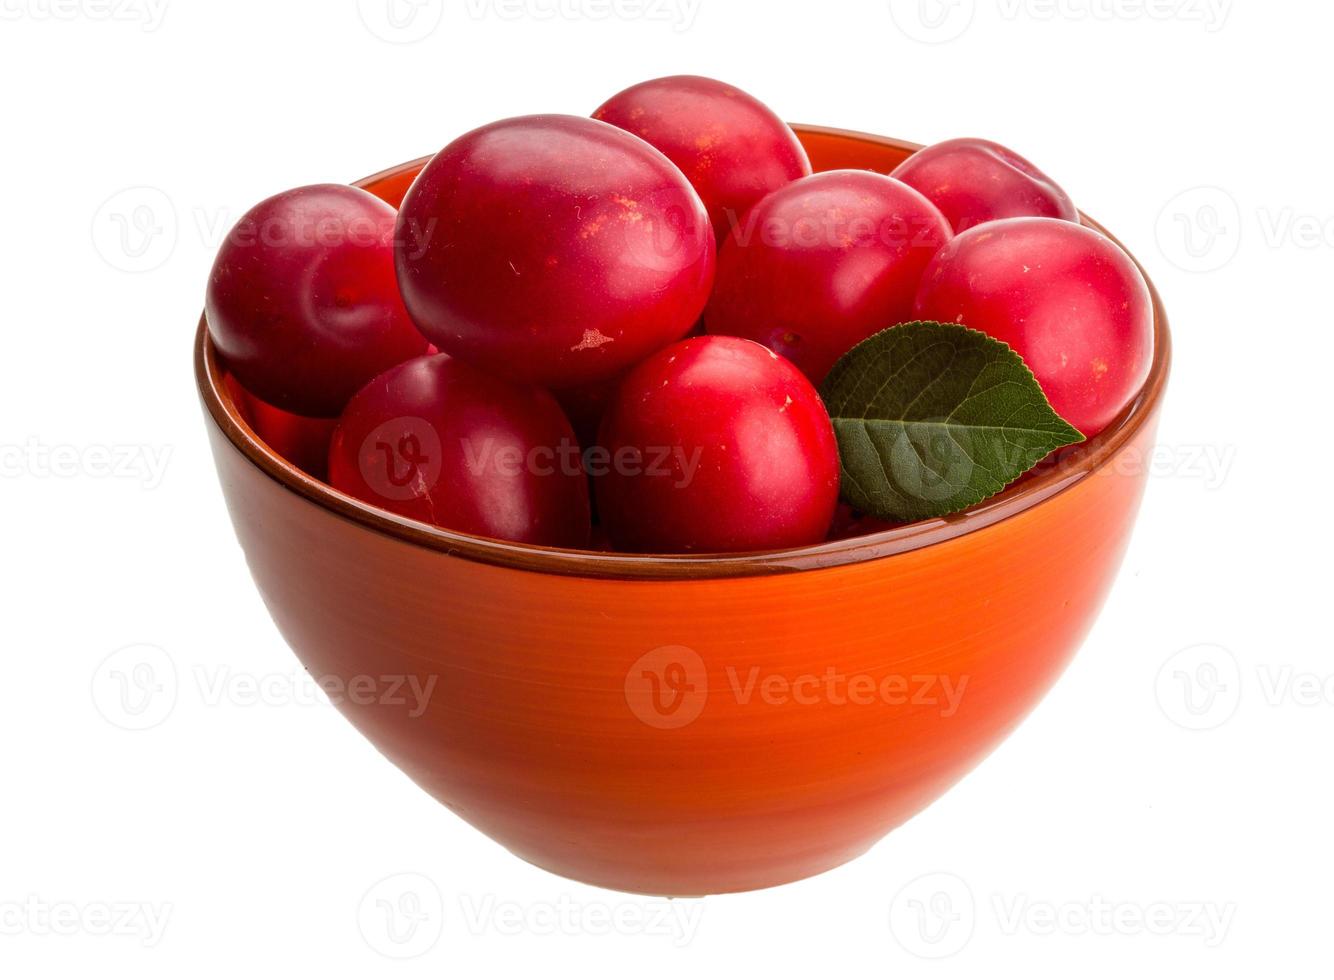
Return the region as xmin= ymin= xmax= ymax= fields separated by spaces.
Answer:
xmin=1 ymin=0 xmax=1328 ymax=975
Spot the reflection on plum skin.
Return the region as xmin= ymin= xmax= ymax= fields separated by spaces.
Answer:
xmin=223 ymin=373 xmax=337 ymax=482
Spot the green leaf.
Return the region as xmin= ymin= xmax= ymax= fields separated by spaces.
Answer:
xmin=819 ymin=320 xmax=1084 ymax=522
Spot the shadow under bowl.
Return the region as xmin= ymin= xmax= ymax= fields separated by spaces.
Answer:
xmin=196 ymin=125 xmax=1171 ymax=896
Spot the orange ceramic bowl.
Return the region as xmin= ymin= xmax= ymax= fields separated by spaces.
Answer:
xmin=197 ymin=126 xmax=1170 ymax=896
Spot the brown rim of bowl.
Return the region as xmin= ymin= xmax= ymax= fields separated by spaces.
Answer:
xmin=195 ymin=125 xmax=1171 ymax=581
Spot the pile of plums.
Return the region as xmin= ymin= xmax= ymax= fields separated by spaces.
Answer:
xmin=206 ymin=75 xmax=1153 ymax=554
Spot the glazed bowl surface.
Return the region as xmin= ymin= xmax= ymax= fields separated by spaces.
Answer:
xmin=197 ymin=125 xmax=1170 ymax=895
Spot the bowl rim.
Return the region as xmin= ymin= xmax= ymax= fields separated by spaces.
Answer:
xmin=195 ymin=124 xmax=1171 ymax=581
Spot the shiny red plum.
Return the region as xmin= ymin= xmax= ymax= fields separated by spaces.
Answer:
xmin=704 ymin=170 xmax=952 ymax=382
xmin=395 ymin=115 xmax=715 ymax=388
xmin=892 ymin=138 xmax=1078 ymax=233
xmin=329 ymin=354 xmax=591 ymax=547
xmin=913 ymin=217 xmax=1153 ymax=437
xmin=206 ymin=184 xmax=427 ymax=417
xmin=595 ymin=336 xmax=839 ymax=553
xmin=593 ymin=75 xmax=811 ymax=243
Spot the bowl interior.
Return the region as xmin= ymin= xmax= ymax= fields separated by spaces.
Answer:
xmin=196 ymin=125 xmax=1171 ymax=580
